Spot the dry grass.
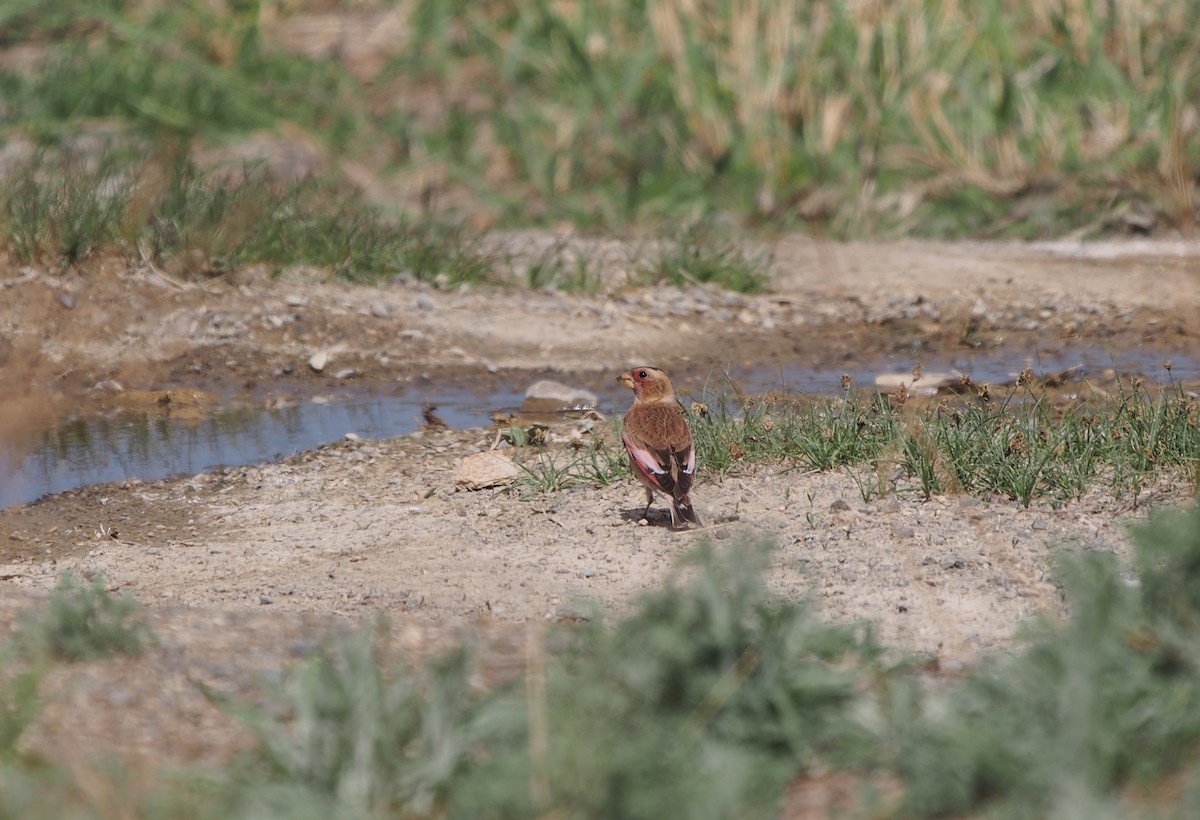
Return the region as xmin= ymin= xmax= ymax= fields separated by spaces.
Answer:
xmin=3 ymin=0 xmax=1196 ymax=238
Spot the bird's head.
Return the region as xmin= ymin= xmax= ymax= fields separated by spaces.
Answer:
xmin=618 ymin=366 xmax=675 ymax=403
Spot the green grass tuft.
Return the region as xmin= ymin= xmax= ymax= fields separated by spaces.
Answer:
xmin=15 ymin=572 xmax=154 ymax=662
xmin=685 ymin=386 xmax=899 ymax=476
xmin=516 ymin=439 xmax=629 ymax=493
xmin=638 ymin=223 xmax=771 ymax=293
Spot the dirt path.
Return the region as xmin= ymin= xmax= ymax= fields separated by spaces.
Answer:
xmin=0 ymin=236 xmax=1198 ymax=771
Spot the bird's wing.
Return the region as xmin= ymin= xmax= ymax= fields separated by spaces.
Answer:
xmin=623 ymin=404 xmax=695 ymax=497
xmin=622 ymin=427 xmax=671 ymax=485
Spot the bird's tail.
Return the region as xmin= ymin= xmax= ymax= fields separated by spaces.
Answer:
xmin=671 ymin=495 xmax=705 ymax=528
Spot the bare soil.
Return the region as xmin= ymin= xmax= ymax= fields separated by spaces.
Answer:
xmin=1 ymin=236 xmax=1198 ymax=777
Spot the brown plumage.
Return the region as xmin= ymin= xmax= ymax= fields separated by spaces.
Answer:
xmin=617 ymin=366 xmax=703 ymax=528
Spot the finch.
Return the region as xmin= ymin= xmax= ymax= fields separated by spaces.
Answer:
xmin=617 ymin=366 xmax=703 ymax=528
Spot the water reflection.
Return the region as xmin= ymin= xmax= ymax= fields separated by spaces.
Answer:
xmin=0 ymin=388 xmax=526 ymax=510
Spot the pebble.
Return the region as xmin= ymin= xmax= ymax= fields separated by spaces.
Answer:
xmin=369 ymin=301 xmax=391 ymax=318
xmin=415 ymin=295 xmax=435 ymax=312
xmin=520 ymin=380 xmax=598 ymax=413
xmin=308 ymin=351 xmax=328 ymax=372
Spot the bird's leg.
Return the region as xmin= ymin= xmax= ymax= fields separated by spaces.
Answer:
xmin=641 ymin=488 xmax=654 ymax=521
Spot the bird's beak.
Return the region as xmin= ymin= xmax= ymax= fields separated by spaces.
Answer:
xmin=617 ymin=373 xmax=635 ymax=389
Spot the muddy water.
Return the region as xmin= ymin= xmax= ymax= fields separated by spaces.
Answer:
xmin=746 ymin=342 xmax=1194 ymax=395
xmin=0 ymin=384 xmax=523 ymax=511
xmin=1 ymin=345 xmax=1195 ymax=510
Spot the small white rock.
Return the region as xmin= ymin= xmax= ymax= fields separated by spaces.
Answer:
xmin=308 ymin=351 xmax=328 ymax=372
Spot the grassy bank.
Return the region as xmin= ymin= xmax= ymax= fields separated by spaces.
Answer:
xmin=1 ymin=0 xmax=1198 ymax=273
xmin=518 ymin=378 xmax=1200 ymax=508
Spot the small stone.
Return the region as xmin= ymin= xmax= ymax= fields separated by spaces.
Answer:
xmin=455 ymin=451 xmax=520 ymax=490
xmin=369 ymin=301 xmax=390 ymax=318
xmin=520 ymin=380 xmax=598 ymax=413
xmin=286 ymin=294 xmax=307 ymax=307
xmin=829 ymin=499 xmax=851 ymax=512
xmin=334 ymin=368 xmax=356 ymax=379
xmin=875 ymin=371 xmax=960 ymax=397
xmin=892 ymin=526 xmax=915 ymax=540
xmin=415 ymin=294 xmax=435 ymax=311
xmin=57 ymin=292 xmax=76 ymax=310
xmin=308 ymin=351 xmax=328 ymax=372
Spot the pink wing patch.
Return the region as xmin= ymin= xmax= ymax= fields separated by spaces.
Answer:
xmin=623 ymin=431 xmax=668 ymax=485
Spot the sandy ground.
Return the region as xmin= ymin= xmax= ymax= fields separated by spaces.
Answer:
xmin=0 ymin=235 xmax=1198 ymax=775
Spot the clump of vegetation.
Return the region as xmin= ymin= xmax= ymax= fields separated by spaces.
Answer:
xmin=676 ymin=378 xmax=1199 ymax=508
xmin=686 ymin=388 xmax=899 ymax=476
xmin=214 ymin=623 xmax=496 ymax=819
xmin=498 ymin=541 xmax=886 ymax=818
xmin=899 ymin=379 xmax=1200 ymax=507
xmin=518 ymin=237 xmax=609 ymax=292
xmin=221 ymin=540 xmax=890 ymax=819
xmin=3 ymin=0 xmax=1196 ymax=264
xmin=0 ymin=152 xmax=500 ymax=285
xmin=892 ymin=502 xmax=1200 ymax=816
xmin=637 ymin=223 xmax=772 ymax=293
xmin=516 ymin=439 xmax=629 ymax=494
xmin=15 ymin=572 xmax=154 ymax=662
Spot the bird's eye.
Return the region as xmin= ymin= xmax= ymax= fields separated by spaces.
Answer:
xmin=637 ymin=369 xmax=648 ymax=379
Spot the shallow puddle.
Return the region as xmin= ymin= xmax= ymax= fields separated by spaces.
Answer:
xmin=0 ymin=383 xmax=526 ymax=512
xmin=1 ymin=344 xmax=1194 ymax=510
